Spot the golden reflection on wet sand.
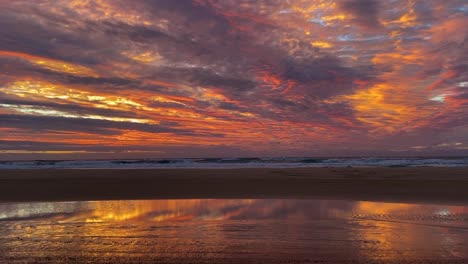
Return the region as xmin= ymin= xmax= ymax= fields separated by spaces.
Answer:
xmin=352 ymin=201 xmax=468 ymax=262
xmin=0 ymin=199 xmax=467 ymax=263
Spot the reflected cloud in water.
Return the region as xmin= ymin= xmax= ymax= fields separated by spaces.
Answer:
xmin=0 ymin=199 xmax=467 ymax=263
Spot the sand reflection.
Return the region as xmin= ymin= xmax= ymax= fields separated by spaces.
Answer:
xmin=0 ymin=199 xmax=467 ymax=263
xmin=352 ymin=201 xmax=468 ymax=262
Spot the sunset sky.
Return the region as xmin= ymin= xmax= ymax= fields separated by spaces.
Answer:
xmin=0 ymin=0 xmax=467 ymax=159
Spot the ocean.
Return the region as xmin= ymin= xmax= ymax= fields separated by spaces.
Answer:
xmin=1 ymin=157 xmax=467 ymax=169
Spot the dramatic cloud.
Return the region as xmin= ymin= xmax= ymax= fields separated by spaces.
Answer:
xmin=339 ymin=0 xmax=382 ymax=29
xmin=0 ymin=0 xmax=467 ymax=159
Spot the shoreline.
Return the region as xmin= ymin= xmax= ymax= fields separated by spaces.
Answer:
xmin=1 ymin=167 xmax=467 ymax=204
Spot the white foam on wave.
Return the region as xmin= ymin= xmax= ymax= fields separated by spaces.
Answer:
xmin=0 ymin=157 xmax=467 ymax=169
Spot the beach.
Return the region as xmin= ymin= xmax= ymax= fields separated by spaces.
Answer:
xmin=1 ymin=167 xmax=467 ymax=204
xmin=2 ymin=168 xmax=468 ymax=263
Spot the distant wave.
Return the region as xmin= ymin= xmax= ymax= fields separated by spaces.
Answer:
xmin=0 ymin=157 xmax=467 ymax=169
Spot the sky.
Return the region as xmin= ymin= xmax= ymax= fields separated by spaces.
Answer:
xmin=0 ymin=0 xmax=467 ymax=160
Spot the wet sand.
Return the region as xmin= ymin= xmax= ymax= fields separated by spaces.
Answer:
xmin=1 ymin=167 xmax=468 ymax=203
xmin=1 ymin=199 xmax=468 ymax=264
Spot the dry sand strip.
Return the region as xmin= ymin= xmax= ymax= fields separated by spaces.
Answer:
xmin=0 ymin=167 xmax=467 ymax=204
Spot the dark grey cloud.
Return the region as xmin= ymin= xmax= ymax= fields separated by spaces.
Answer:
xmin=0 ymin=11 xmax=105 ymax=65
xmin=48 ymin=72 xmax=138 ymax=87
xmin=218 ymin=102 xmax=247 ymax=111
xmin=0 ymin=57 xmax=138 ymax=87
xmin=136 ymin=0 xmax=231 ymax=33
xmin=340 ymin=0 xmax=382 ymax=29
xmin=0 ymin=114 xmax=190 ymax=135
xmin=452 ymin=89 xmax=468 ymax=100
xmin=413 ymin=1 xmax=435 ymax=24
xmin=154 ymin=67 xmax=257 ymax=92
xmin=280 ymin=56 xmax=361 ymax=98
xmin=0 ymin=139 xmax=249 ymax=159
xmin=0 ymin=140 xmax=91 ymax=152
xmin=0 ymin=140 xmax=161 ymax=152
